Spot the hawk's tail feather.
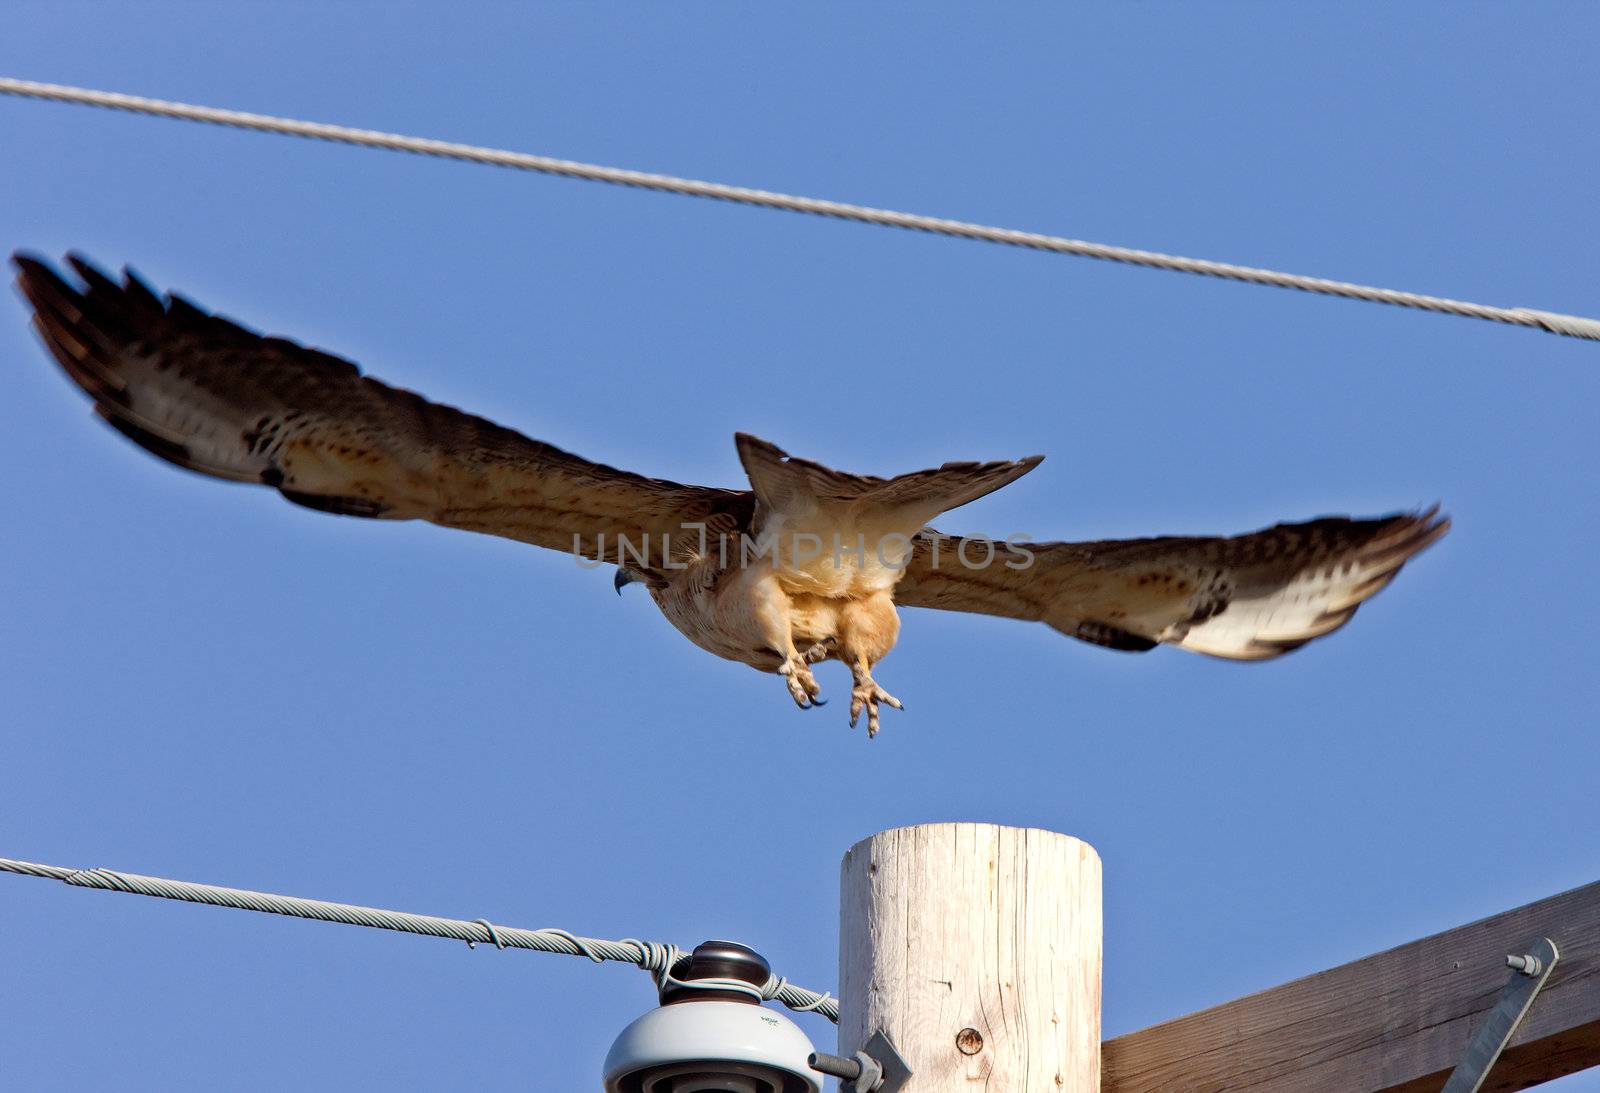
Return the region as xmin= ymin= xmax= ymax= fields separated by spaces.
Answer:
xmin=734 ymin=432 xmax=1042 ymax=527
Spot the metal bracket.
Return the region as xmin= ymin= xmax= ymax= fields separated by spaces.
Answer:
xmin=808 ymin=1030 xmax=913 ymax=1092
xmin=1441 ymin=936 xmax=1559 ymax=1093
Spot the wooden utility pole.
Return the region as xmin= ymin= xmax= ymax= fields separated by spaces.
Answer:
xmin=838 ymin=823 xmax=1102 ymax=1091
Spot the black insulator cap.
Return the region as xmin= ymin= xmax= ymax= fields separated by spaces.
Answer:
xmin=659 ymin=940 xmax=771 ymax=1006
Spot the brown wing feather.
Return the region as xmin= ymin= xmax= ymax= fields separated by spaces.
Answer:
xmin=896 ymin=510 xmax=1449 ymax=659
xmin=15 ymin=253 xmax=752 ymax=561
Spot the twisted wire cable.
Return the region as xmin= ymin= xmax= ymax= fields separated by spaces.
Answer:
xmin=0 ymin=856 xmax=838 ymax=1022
xmin=2 ymin=76 xmax=1596 ymax=343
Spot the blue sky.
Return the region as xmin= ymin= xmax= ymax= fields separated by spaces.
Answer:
xmin=3 ymin=4 xmax=1598 ymax=1090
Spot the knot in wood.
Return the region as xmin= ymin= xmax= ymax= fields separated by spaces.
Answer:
xmin=956 ymin=1027 xmax=984 ymax=1055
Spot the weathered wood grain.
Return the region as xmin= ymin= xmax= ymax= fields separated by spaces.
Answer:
xmin=839 ymin=823 xmax=1102 ymax=1091
xmin=1104 ymin=880 xmax=1600 ymax=1092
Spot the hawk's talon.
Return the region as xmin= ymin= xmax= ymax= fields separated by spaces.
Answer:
xmin=778 ymin=654 xmax=824 ymax=710
xmin=848 ymin=675 xmax=902 ymax=738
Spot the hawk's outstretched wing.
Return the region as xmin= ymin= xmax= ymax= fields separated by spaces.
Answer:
xmin=17 ymin=252 xmax=1447 ymax=662
xmin=897 ymin=512 xmax=1448 ymax=659
xmin=15 ymin=253 xmax=751 ymax=561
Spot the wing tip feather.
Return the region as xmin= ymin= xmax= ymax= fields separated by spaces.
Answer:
xmin=1172 ymin=505 xmax=1448 ymax=661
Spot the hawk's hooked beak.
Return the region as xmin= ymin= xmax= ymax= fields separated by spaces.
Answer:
xmin=614 ymin=568 xmax=637 ymax=595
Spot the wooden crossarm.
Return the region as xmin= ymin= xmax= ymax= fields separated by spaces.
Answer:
xmin=1104 ymin=880 xmax=1600 ymax=1092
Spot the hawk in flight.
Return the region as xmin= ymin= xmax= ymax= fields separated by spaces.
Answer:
xmin=15 ymin=254 xmax=1448 ymax=735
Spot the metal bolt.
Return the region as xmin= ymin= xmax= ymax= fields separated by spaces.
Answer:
xmin=809 ymin=1050 xmax=885 ymax=1092
xmin=956 ymin=1027 xmax=985 ymax=1055
xmin=1506 ymin=953 xmax=1543 ymax=977
xmin=809 ymin=1052 xmax=862 ymax=1081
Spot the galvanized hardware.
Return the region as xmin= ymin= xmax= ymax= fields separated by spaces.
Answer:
xmin=808 ymin=1050 xmax=879 ymax=1090
xmin=1505 ymin=951 xmax=1544 ymax=976
xmin=861 ymin=1031 xmax=913 ymax=1091
xmin=1441 ymin=936 xmax=1559 ymax=1093
xmin=808 ymin=1030 xmax=913 ymax=1092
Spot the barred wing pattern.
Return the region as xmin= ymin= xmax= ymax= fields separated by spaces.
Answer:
xmin=898 ymin=511 xmax=1448 ymax=659
xmin=16 ymin=254 xmax=750 ymax=562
